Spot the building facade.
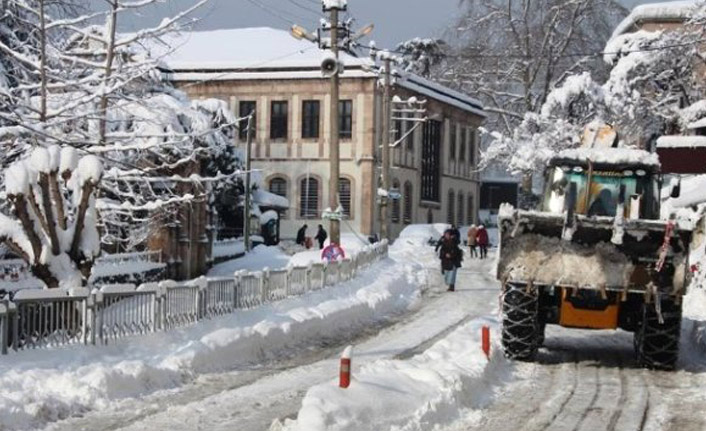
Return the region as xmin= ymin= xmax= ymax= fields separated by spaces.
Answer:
xmin=158 ymin=28 xmax=485 ymax=240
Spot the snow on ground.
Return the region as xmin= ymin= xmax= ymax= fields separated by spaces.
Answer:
xmin=0 ymin=233 xmax=427 ymax=431
xmin=207 ymin=244 xmax=290 ymax=276
xmin=279 ymin=319 xmax=507 ymax=431
xmin=288 ymin=233 xmax=371 ymax=267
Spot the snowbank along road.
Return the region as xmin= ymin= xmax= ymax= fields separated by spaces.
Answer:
xmin=8 ymin=234 xmax=706 ymax=431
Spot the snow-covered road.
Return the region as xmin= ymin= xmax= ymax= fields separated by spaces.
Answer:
xmin=21 ymin=239 xmax=706 ymax=431
xmin=459 ymin=323 xmax=706 ymax=431
xmin=40 ymin=255 xmax=501 ymax=431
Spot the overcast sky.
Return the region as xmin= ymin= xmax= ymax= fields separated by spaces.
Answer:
xmin=118 ymin=0 xmax=665 ymax=49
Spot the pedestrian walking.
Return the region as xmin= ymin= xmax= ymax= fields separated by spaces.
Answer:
xmin=296 ymin=224 xmax=308 ymax=246
xmin=476 ymin=225 xmax=489 ymax=259
xmin=438 ymin=231 xmax=463 ymax=292
xmin=315 ymin=224 xmax=328 ymax=249
xmin=467 ymin=224 xmax=478 ymax=258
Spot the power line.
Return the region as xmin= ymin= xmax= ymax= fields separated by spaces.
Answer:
xmin=285 ymin=0 xmax=322 ymax=17
xmin=359 ymin=38 xmax=705 ymax=61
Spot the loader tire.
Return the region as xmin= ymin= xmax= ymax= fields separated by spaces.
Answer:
xmin=634 ymin=297 xmax=682 ymax=370
xmin=502 ymin=283 xmax=540 ymax=361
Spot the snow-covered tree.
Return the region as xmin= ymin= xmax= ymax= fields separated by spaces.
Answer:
xmin=481 ymin=2 xmax=706 ymax=178
xmin=1 ymin=146 xmax=102 ymax=288
xmin=0 ymin=0 xmax=246 ymax=262
xmin=395 ymin=38 xmax=446 ymax=78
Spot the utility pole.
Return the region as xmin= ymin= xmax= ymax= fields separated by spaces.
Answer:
xmin=328 ymin=5 xmax=341 ymax=245
xmin=380 ymin=57 xmax=392 ymax=240
xmin=290 ymin=2 xmax=373 ymax=246
xmin=243 ymin=113 xmax=253 ymax=252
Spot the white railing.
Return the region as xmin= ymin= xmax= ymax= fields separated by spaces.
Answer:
xmin=96 ymin=250 xmax=162 ymax=265
xmin=0 ymin=240 xmax=388 ymax=354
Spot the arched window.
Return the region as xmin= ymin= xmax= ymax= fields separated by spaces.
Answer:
xmin=339 ymin=177 xmax=352 ymax=218
xmin=403 ymin=182 xmax=413 ymax=224
xmin=300 ymin=177 xmax=318 ymax=218
xmin=269 ymin=177 xmax=288 ymax=217
xmin=269 ymin=177 xmax=287 ymax=198
xmin=447 ymin=190 xmax=455 ymax=225
xmin=457 ymin=193 xmax=465 ymax=226
xmin=467 ymin=195 xmax=474 ymax=225
xmin=391 ymin=179 xmax=401 ymax=223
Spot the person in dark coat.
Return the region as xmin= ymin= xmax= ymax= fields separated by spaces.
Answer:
xmin=315 ymin=224 xmax=328 ymax=249
xmin=438 ymin=232 xmax=463 ymax=291
xmin=476 ymin=225 xmax=489 ymax=259
xmin=296 ymin=224 xmax=308 ymax=245
xmin=451 ymin=225 xmax=461 ymax=246
xmin=435 ymin=226 xmax=461 ymax=251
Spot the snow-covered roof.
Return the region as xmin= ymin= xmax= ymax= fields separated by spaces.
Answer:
xmin=154 ymin=28 xmax=485 ymax=117
xmin=253 ymin=188 xmax=289 ymax=209
xmin=656 ymin=135 xmax=706 ymax=148
xmin=151 ymin=27 xmax=371 ymax=72
xmin=555 ymin=148 xmax=661 ymax=168
xmin=395 ymin=73 xmax=485 ymax=118
xmin=612 ymin=1 xmax=698 ymax=38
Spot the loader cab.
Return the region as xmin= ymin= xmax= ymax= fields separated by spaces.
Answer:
xmin=543 ymin=159 xmax=661 ymax=220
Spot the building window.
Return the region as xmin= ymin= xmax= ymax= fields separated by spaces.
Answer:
xmin=449 ymin=123 xmax=456 ymax=162
xmin=467 ymin=195 xmax=474 ymax=225
xmin=447 ymin=190 xmax=455 ymax=225
xmin=391 ymin=179 xmax=401 ymax=223
xmin=421 ymin=120 xmax=442 ymax=202
xmin=300 ymin=177 xmax=318 ymax=218
xmin=339 ymin=177 xmax=352 ymax=218
xmin=270 ymin=101 xmax=288 ymax=140
xmin=458 ymin=193 xmax=465 ymax=227
xmin=394 ymin=117 xmax=403 ymax=145
xmin=459 ymin=136 xmax=466 ymax=162
xmin=269 ymin=177 xmax=287 ymax=198
xmin=403 ymin=181 xmax=413 ymax=224
xmin=339 ymin=100 xmax=353 ymax=139
xmin=469 ymin=129 xmax=475 ymax=166
xmin=302 ymin=100 xmax=320 ymax=139
xmin=269 ymin=177 xmax=288 ymax=218
xmin=239 ymin=101 xmax=256 ymax=140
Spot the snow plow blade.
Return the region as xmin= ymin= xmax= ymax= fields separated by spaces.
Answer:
xmin=497 ymin=210 xmax=692 ymax=295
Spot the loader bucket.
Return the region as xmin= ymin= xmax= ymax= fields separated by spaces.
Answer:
xmin=497 ymin=210 xmax=691 ymax=294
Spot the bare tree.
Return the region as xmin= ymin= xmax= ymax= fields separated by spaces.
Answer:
xmin=445 ymin=0 xmax=627 ymax=136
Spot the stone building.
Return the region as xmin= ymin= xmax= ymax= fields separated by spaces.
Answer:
xmin=156 ymin=27 xmax=485 ymax=240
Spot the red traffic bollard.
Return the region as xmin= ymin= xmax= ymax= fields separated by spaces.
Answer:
xmin=482 ymin=325 xmax=490 ymax=359
xmin=340 ymin=345 xmax=353 ymax=388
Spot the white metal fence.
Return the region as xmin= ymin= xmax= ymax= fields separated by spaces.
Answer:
xmin=0 ymin=240 xmax=388 ymax=354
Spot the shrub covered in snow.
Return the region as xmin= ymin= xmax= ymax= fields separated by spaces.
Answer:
xmin=1 ymin=147 xmax=103 ymax=288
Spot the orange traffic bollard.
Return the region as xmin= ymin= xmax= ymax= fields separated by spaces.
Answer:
xmin=482 ymin=325 xmax=490 ymax=359
xmin=340 ymin=345 xmax=353 ymax=388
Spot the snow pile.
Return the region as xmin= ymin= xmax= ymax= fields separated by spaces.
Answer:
xmin=656 ymin=135 xmax=706 ymax=148
xmin=498 ymin=234 xmax=635 ymax=287
xmin=611 ymin=1 xmax=698 ymax=39
xmin=279 ymin=319 xmax=508 ymax=431
xmin=323 ymin=0 xmax=347 ymax=9
xmin=208 ymin=245 xmax=290 ymax=276
xmin=397 ymin=223 xmax=450 ymax=247
xmin=288 ymin=233 xmax=370 ymax=267
xmin=556 ymin=147 xmax=660 ymax=167
xmin=260 ymin=210 xmax=279 ymax=225
xmin=0 ymin=251 xmax=422 ymax=430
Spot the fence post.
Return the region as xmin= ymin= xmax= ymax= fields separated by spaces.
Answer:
xmin=0 ymin=299 xmax=8 ymax=355
xmin=321 ymin=262 xmax=327 ymax=290
xmin=262 ymin=269 xmax=271 ymax=304
xmin=89 ymin=291 xmax=97 ymax=345
xmin=11 ymin=303 xmax=18 ymax=351
xmin=285 ymin=267 xmax=292 ymax=297
xmin=233 ymin=272 xmax=241 ymax=309
xmin=94 ymin=291 xmax=104 ymax=345
xmin=81 ymin=296 xmax=89 ymax=345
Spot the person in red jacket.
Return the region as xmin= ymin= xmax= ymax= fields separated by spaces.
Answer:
xmin=476 ymin=225 xmax=489 ymax=259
